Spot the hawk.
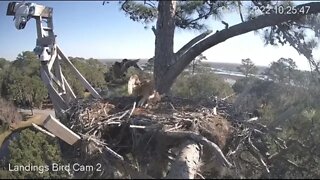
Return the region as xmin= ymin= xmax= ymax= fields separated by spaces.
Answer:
xmin=112 ymin=59 xmax=142 ymax=79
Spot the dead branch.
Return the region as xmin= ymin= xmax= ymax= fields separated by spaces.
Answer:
xmin=237 ymin=0 xmax=244 ymax=22
xmin=246 ymin=136 xmax=270 ymax=173
xmin=80 ymin=133 xmax=124 ymax=161
xmin=129 ymin=102 xmax=136 ymax=118
xmin=163 ymin=131 xmax=232 ymax=168
xmin=175 ymin=30 xmax=213 ymax=59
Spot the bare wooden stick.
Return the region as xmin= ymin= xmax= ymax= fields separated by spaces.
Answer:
xmin=80 ymin=133 xmax=124 ymax=161
xmin=165 ymin=124 xmax=183 ymax=132
xmin=87 ymin=109 xmax=90 ymax=121
xmin=104 ymin=110 xmax=129 ymax=123
xmin=32 ymin=123 xmax=56 ymax=138
xmin=89 ymin=117 xmax=95 ymax=127
xmin=196 ymin=172 xmax=205 ymax=179
xmin=221 ymin=93 xmax=235 ymax=101
xmin=129 ymin=125 xmax=146 ymax=129
xmin=246 ymin=117 xmax=258 ymax=122
xmin=129 ymin=101 xmax=136 ymax=118
xmin=247 ymin=136 xmax=270 ymax=173
xmin=118 ymin=110 xmax=129 ymax=120
xmin=107 ymin=121 xmax=121 ymax=126
xmin=103 ymin=107 xmax=108 ymax=116
xmin=169 ymin=102 xmax=178 ymax=111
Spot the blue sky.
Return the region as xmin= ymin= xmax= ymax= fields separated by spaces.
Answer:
xmin=0 ymin=1 xmax=319 ymax=70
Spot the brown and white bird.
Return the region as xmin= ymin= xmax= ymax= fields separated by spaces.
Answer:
xmin=128 ymin=74 xmax=159 ymax=107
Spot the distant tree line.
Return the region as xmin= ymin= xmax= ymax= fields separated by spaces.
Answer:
xmin=234 ymin=57 xmax=318 ymax=94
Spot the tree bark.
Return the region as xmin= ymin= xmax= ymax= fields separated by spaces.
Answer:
xmin=165 ymin=140 xmax=201 ymax=179
xmin=154 ymin=0 xmax=176 ymax=94
xmin=155 ymin=2 xmax=320 ymax=94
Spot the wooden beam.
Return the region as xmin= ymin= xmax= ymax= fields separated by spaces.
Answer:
xmin=43 ymin=115 xmax=81 ymax=145
xmin=57 ymin=45 xmax=102 ymax=99
xmin=40 ymin=65 xmax=68 ymax=111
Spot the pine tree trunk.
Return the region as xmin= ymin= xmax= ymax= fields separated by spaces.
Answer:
xmin=154 ymin=0 xmax=176 ymax=94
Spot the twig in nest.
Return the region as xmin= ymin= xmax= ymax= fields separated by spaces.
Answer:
xmin=247 ymin=136 xmax=270 ymax=173
xmin=285 ymin=159 xmax=308 ymax=171
xmin=182 ymin=118 xmax=193 ymax=122
xmin=80 ymin=133 xmax=124 ymax=161
xmin=165 ymin=124 xmax=183 ymax=132
xmin=105 ymin=110 xmax=129 ymax=123
xmin=101 ymin=144 xmax=124 ymax=161
xmin=87 ymin=109 xmax=90 ymax=121
xmin=107 ymin=121 xmax=121 ymax=126
xmin=129 ymin=125 xmax=146 ymax=129
xmin=119 ymin=110 xmax=129 ymax=120
xmin=103 ymin=107 xmax=108 ymax=116
xmin=129 ymin=101 xmax=136 ymax=118
xmin=246 ymin=117 xmax=258 ymax=122
xmin=196 ymin=172 xmax=205 ymax=179
xmin=169 ymin=102 xmax=177 ymax=111
xmin=89 ymin=117 xmax=95 ymax=127
xmin=227 ymin=134 xmax=247 ymax=157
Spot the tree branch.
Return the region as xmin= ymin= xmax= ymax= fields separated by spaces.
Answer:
xmin=151 ymin=25 xmax=157 ymax=36
xmin=143 ymin=0 xmax=156 ymax=9
xmin=167 ymin=2 xmax=320 ymax=82
xmin=237 ymin=1 xmax=244 ymax=22
xmin=148 ymin=30 xmax=212 ymax=68
xmin=180 ymin=4 xmax=214 ymax=29
xmin=246 ymin=136 xmax=270 ymax=173
xmin=175 ymin=30 xmax=213 ymax=59
xmin=292 ymin=22 xmax=314 ymax=30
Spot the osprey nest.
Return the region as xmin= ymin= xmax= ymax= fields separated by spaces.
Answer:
xmin=61 ymin=96 xmax=234 ymax=179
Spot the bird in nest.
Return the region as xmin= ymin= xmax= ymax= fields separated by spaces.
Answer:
xmin=127 ymin=74 xmax=161 ymax=107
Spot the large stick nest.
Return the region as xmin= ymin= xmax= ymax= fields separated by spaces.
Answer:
xmin=60 ymin=96 xmax=234 ymax=179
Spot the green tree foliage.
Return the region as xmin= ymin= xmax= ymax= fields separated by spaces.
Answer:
xmin=0 ymin=58 xmax=10 ymax=96
xmin=232 ymin=77 xmax=320 ymax=178
xmin=172 ymin=71 xmax=233 ymax=100
xmin=265 ymin=58 xmax=298 ymax=83
xmin=1 ymin=52 xmax=48 ymax=109
xmin=0 ymin=129 xmax=70 ymax=179
xmin=0 ymin=58 xmax=10 ymax=69
xmin=232 ymin=76 xmax=258 ymax=94
xmin=237 ymin=58 xmax=258 ymax=78
xmin=61 ymin=57 xmax=107 ymax=98
xmin=120 ymin=1 xmax=237 ymax=31
xmin=188 ymin=54 xmax=208 ymax=75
